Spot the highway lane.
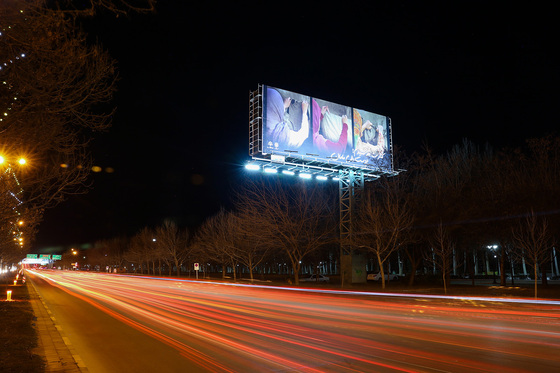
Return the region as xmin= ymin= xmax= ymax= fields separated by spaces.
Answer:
xmin=27 ymin=270 xmax=560 ymax=372
xmin=27 ymin=272 xmax=197 ymax=372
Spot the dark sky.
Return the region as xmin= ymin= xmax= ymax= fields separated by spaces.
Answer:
xmin=33 ymin=2 xmax=559 ymax=249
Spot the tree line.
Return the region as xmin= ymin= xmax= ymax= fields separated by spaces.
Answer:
xmin=56 ymin=136 xmax=559 ymax=297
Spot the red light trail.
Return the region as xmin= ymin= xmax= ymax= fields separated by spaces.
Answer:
xmin=28 ymin=270 xmax=560 ymax=372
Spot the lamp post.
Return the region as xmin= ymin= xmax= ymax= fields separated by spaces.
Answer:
xmin=487 ymin=245 xmax=498 ymax=284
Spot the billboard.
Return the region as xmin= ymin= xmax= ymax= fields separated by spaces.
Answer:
xmin=260 ymin=85 xmax=392 ymax=173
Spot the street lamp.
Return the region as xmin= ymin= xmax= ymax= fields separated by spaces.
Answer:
xmin=0 ymin=155 xmax=27 ymax=167
xmin=487 ymin=244 xmax=498 ymax=284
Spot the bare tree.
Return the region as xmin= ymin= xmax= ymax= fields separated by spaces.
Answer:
xmin=1 ymin=2 xmax=116 ymax=206
xmin=126 ymin=227 xmax=156 ymax=274
xmin=0 ymin=202 xmax=42 ymax=267
xmin=53 ymin=0 xmax=156 ymax=16
xmin=235 ymin=179 xmax=337 ymax=285
xmin=236 ymin=215 xmax=270 ymax=282
xmin=511 ymin=211 xmax=553 ymax=298
xmin=354 ymin=175 xmax=414 ymax=289
xmin=426 ymin=221 xmax=455 ymax=294
xmin=155 ymin=220 xmax=190 ymax=277
xmin=91 ymin=236 xmax=129 ymax=272
xmin=194 ymin=208 xmax=240 ymax=280
xmin=0 ymin=1 xmax=155 ymax=259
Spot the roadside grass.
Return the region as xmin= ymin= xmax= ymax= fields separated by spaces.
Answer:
xmin=0 ymin=273 xmax=44 ymax=373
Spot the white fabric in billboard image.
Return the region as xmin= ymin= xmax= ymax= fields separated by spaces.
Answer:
xmin=264 ymin=87 xmax=311 ymax=153
xmin=312 ymin=98 xmax=353 ymax=159
xmin=353 ymin=108 xmax=390 ymax=169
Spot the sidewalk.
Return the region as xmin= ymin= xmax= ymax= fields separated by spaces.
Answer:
xmin=28 ymin=282 xmax=88 ymax=372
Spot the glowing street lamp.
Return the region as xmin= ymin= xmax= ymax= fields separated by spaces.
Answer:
xmin=487 ymin=244 xmax=499 ymax=284
xmin=0 ymin=155 xmax=28 ymax=167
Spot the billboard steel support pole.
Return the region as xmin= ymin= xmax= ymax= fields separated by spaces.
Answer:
xmin=248 ymin=85 xmax=263 ymax=156
xmin=339 ymin=170 xmax=364 ymax=287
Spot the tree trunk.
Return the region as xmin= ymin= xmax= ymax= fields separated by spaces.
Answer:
xmin=510 ymin=256 xmax=515 ymax=286
xmin=293 ymin=259 xmax=301 ymax=285
xmin=174 ymin=258 xmax=180 ymax=277
xmin=534 ymin=265 xmax=538 ymax=299
xmin=377 ymin=253 xmax=386 ymax=289
xmin=500 ymin=252 xmax=506 ymax=286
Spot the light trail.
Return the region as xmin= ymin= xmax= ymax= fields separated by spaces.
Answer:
xmin=29 ymin=270 xmax=560 ymax=372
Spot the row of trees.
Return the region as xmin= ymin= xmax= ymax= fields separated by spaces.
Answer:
xmin=0 ymin=1 xmax=155 ymax=270
xmin=58 ymin=136 xmax=559 ymax=297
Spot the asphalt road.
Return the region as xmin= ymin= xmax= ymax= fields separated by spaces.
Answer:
xmin=27 ymin=270 xmax=560 ymax=372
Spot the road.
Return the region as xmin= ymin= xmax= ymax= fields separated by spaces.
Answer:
xmin=27 ymin=270 xmax=560 ymax=372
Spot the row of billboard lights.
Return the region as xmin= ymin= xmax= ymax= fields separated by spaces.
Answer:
xmin=245 ymin=164 xmax=340 ymax=181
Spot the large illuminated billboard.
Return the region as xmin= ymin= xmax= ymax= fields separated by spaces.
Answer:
xmin=260 ymin=85 xmax=392 ymax=173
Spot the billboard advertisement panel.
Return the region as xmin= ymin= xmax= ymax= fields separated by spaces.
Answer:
xmin=262 ymin=85 xmax=392 ymax=172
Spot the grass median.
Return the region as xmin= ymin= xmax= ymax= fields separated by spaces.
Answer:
xmin=0 ymin=273 xmax=44 ymax=373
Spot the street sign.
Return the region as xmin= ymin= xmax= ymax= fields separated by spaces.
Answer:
xmin=52 ymin=255 xmax=62 ymax=260
xmin=26 ymin=254 xmax=38 ymax=259
xmin=39 ymin=254 xmax=51 ymax=260
xmin=194 ymin=263 xmax=200 ymax=279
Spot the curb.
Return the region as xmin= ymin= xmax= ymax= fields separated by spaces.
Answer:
xmin=28 ymin=280 xmax=88 ymax=372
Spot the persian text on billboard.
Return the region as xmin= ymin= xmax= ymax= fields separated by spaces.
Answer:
xmin=263 ymin=86 xmax=391 ymax=171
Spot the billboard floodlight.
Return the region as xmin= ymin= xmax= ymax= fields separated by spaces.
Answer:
xmin=299 ymin=173 xmax=312 ymax=179
xmin=245 ymin=164 xmax=260 ymax=171
xmin=282 ymin=170 xmax=295 ymax=176
xmin=264 ymin=167 xmax=277 ymax=174
xmin=316 ymin=175 xmax=328 ymax=181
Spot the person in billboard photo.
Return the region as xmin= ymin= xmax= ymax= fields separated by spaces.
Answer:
xmin=353 ymin=109 xmax=387 ymax=159
xmin=265 ymin=87 xmax=309 ymax=152
xmin=312 ymin=99 xmax=349 ymax=155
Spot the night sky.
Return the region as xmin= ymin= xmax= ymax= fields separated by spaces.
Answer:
xmin=33 ymin=2 xmax=558 ymax=249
